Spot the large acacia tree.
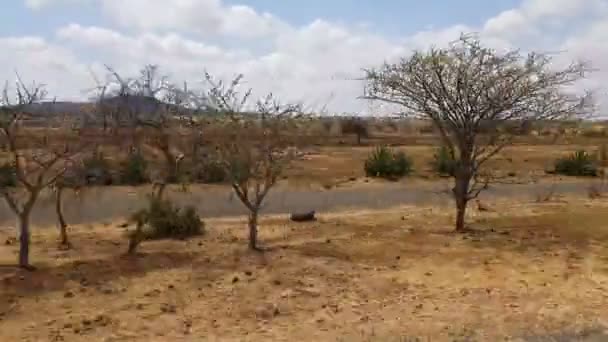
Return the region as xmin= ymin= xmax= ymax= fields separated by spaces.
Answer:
xmin=364 ymin=35 xmax=592 ymax=232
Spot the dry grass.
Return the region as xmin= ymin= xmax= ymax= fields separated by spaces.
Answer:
xmin=2 ymin=198 xmax=608 ymax=341
xmin=286 ymin=144 xmax=606 ymax=187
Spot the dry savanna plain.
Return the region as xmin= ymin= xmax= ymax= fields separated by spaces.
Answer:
xmin=3 ymin=122 xmax=608 ymax=341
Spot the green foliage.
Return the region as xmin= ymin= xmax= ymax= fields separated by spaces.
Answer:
xmin=364 ymin=146 xmax=412 ymax=179
xmin=130 ymin=196 xmax=204 ymax=241
xmin=82 ymin=151 xmax=113 ymax=185
xmin=120 ymin=152 xmax=149 ymax=185
xmin=197 ymin=159 xmax=227 ymax=184
xmin=554 ymin=150 xmax=598 ymax=177
xmin=431 ymin=146 xmax=457 ymax=176
xmin=0 ymin=163 xmax=16 ymax=187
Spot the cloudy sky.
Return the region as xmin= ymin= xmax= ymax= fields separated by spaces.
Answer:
xmin=1 ymin=0 xmax=607 ymax=114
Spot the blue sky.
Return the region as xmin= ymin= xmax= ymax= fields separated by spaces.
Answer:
xmin=3 ymin=0 xmax=520 ymax=38
xmin=0 ymin=0 xmax=606 ymax=112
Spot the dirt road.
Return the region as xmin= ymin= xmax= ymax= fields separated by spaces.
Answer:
xmin=0 ymin=180 xmax=594 ymax=227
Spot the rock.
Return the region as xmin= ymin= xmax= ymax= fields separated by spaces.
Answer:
xmin=63 ymin=291 xmax=74 ymax=298
xmin=273 ymin=279 xmax=282 ymax=286
xmin=244 ymin=270 xmax=253 ymax=277
xmin=160 ymin=303 xmax=177 ymax=314
xmin=296 ymin=287 xmax=321 ymax=298
xmin=255 ymin=303 xmax=280 ymax=320
xmin=280 ymin=289 xmax=295 ymax=298
xmin=425 ymin=271 xmax=433 ymax=277
xmin=232 ymin=276 xmax=239 ymax=284
xmin=290 ymin=211 xmax=316 ymax=222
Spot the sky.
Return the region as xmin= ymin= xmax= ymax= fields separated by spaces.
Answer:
xmin=1 ymin=0 xmax=607 ymax=114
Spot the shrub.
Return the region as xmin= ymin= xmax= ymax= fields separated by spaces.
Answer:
xmin=364 ymin=146 xmax=412 ymax=179
xmin=127 ymin=196 xmax=204 ymax=253
xmin=554 ymin=150 xmax=598 ymax=177
xmin=0 ymin=163 xmax=16 ymax=187
xmin=82 ymin=152 xmax=113 ymax=185
xmin=341 ymin=118 xmax=369 ymax=144
xmin=120 ymin=152 xmax=149 ymax=185
xmin=431 ymin=146 xmax=457 ymax=176
xmin=197 ymin=159 xmax=227 ymax=184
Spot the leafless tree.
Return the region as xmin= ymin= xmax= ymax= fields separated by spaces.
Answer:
xmin=202 ymin=74 xmax=304 ymax=250
xmin=0 ymin=78 xmax=85 ymax=269
xmin=363 ymin=35 xmax=592 ymax=232
xmin=98 ymin=65 xmax=199 ymax=199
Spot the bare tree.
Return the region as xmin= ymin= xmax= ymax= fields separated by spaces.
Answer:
xmin=0 ymin=78 xmax=84 ymax=269
xmin=202 ymin=74 xmax=303 ymax=250
xmin=52 ymin=163 xmax=86 ymax=248
xmin=99 ymin=65 xmax=196 ymax=199
xmin=363 ymin=35 xmax=592 ymax=232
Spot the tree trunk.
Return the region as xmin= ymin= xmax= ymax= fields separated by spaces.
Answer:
xmin=356 ymin=133 xmax=362 ymax=145
xmin=248 ymin=210 xmax=259 ymax=250
xmin=55 ymin=187 xmax=70 ymax=247
xmin=453 ymin=173 xmax=471 ymax=232
xmin=127 ymin=222 xmax=143 ymax=255
xmin=18 ymin=212 xmax=34 ymax=270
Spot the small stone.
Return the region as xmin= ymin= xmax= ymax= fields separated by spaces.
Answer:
xmin=244 ymin=271 xmax=253 ymax=276
xmin=63 ymin=323 xmax=73 ymax=329
xmin=82 ymin=319 xmax=92 ymax=326
xmin=273 ymin=279 xmax=282 ymax=286
xmin=64 ymin=291 xmax=74 ymax=298
xmin=425 ymin=271 xmax=433 ymax=277
xmin=160 ymin=303 xmax=177 ymax=314
xmin=167 ymin=284 xmax=175 ymax=290
xmin=198 ymin=242 xmax=203 ymax=247
xmin=232 ymin=276 xmax=239 ymax=284
xmin=325 ymin=239 xmax=331 ymax=244
xmin=395 ymin=256 xmax=401 ymax=260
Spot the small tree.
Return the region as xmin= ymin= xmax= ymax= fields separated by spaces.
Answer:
xmin=0 ymin=78 xmax=84 ymax=269
xmin=99 ymin=65 xmax=196 ymax=198
xmin=203 ymin=74 xmax=303 ymax=250
xmin=341 ymin=117 xmax=369 ymax=145
xmin=364 ymin=35 xmax=591 ymax=232
xmin=53 ymin=163 xmax=86 ymax=248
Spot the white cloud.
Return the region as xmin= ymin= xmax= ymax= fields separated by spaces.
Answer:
xmin=12 ymin=0 xmax=608 ymax=114
xmin=98 ymin=0 xmax=287 ymax=39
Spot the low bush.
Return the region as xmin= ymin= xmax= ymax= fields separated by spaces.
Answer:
xmin=82 ymin=152 xmax=113 ymax=185
xmin=364 ymin=146 xmax=412 ymax=179
xmin=120 ymin=152 xmax=149 ymax=185
xmin=197 ymin=159 xmax=227 ymax=184
xmin=0 ymin=163 xmax=16 ymax=187
xmin=127 ymin=196 xmax=204 ymax=253
xmin=431 ymin=146 xmax=457 ymax=177
xmin=554 ymin=150 xmax=598 ymax=177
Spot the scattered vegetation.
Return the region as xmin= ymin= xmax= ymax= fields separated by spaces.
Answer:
xmin=119 ymin=152 xmax=149 ymax=185
xmin=364 ymin=145 xmax=412 ymax=180
xmin=431 ymin=145 xmax=457 ymax=177
xmin=554 ymin=150 xmax=598 ymax=177
xmin=127 ymin=196 xmax=203 ymax=254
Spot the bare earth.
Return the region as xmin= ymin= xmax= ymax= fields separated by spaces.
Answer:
xmin=2 ymin=196 xmax=608 ymax=341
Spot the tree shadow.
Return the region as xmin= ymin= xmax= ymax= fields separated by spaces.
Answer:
xmin=0 ymin=250 xmax=196 ymax=299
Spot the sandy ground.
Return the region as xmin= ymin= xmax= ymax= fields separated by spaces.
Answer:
xmin=2 ymin=196 xmax=608 ymax=341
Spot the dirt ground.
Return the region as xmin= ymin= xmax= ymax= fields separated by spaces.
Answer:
xmin=286 ymin=144 xmax=608 ymax=187
xmin=2 ymin=196 xmax=608 ymax=341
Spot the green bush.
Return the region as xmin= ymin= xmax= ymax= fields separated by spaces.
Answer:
xmin=431 ymin=146 xmax=457 ymax=176
xmin=0 ymin=163 xmax=16 ymax=187
xmin=120 ymin=152 xmax=149 ymax=185
xmin=132 ymin=196 xmax=204 ymax=240
xmin=197 ymin=159 xmax=227 ymax=184
xmin=82 ymin=152 xmax=113 ymax=185
xmin=554 ymin=150 xmax=598 ymax=177
xmin=364 ymin=146 xmax=412 ymax=179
